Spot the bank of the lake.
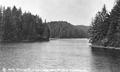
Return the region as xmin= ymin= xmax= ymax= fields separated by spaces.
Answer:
xmin=90 ymin=45 xmax=120 ymax=50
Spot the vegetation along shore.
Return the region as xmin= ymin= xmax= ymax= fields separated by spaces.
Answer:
xmin=0 ymin=6 xmax=89 ymax=42
xmin=89 ymin=0 xmax=120 ymax=48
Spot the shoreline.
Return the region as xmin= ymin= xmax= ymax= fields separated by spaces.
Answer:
xmin=0 ymin=39 xmax=49 ymax=43
xmin=90 ymin=45 xmax=120 ymax=50
xmin=0 ymin=38 xmax=89 ymax=43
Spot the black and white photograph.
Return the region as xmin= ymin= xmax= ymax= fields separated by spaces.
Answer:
xmin=0 ymin=0 xmax=119 ymax=72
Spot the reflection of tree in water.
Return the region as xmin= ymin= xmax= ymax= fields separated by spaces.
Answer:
xmin=91 ymin=48 xmax=120 ymax=72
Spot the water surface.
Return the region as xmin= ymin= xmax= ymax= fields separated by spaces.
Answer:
xmin=0 ymin=39 xmax=120 ymax=72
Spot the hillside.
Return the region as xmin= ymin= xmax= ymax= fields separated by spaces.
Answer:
xmin=75 ymin=25 xmax=90 ymax=38
xmin=47 ymin=21 xmax=89 ymax=38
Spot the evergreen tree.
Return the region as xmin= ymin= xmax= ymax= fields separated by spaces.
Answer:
xmin=0 ymin=6 xmax=3 ymax=40
xmin=3 ymin=7 xmax=13 ymax=41
xmin=89 ymin=5 xmax=109 ymax=45
xmin=106 ymin=0 xmax=120 ymax=47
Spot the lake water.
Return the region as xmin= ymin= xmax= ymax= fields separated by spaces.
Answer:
xmin=0 ymin=39 xmax=120 ymax=72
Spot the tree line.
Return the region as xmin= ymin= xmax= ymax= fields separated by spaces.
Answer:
xmin=89 ymin=0 xmax=120 ymax=47
xmin=0 ymin=5 xmax=90 ymax=42
xmin=0 ymin=6 xmax=49 ymax=42
xmin=47 ymin=21 xmax=89 ymax=38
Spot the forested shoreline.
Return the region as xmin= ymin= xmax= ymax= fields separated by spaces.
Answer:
xmin=0 ymin=6 xmax=89 ymax=42
xmin=0 ymin=6 xmax=50 ymax=42
xmin=89 ymin=0 xmax=120 ymax=47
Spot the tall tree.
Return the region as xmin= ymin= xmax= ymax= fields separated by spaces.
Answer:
xmin=3 ymin=7 xmax=13 ymax=41
xmin=0 ymin=6 xmax=3 ymax=40
xmin=89 ymin=5 xmax=109 ymax=45
xmin=106 ymin=0 xmax=120 ymax=47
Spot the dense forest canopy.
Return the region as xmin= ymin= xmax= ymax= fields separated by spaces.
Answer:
xmin=89 ymin=0 xmax=120 ymax=47
xmin=47 ymin=21 xmax=89 ymax=38
xmin=0 ymin=6 xmax=49 ymax=42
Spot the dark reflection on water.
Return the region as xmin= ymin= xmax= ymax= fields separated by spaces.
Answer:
xmin=91 ymin=48 xmax=120 ymax=72
xmin=0 ymin=39 xmax=120 ymax=72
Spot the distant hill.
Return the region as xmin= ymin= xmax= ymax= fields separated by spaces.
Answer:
xmin=75 ymin=25 xmax=90 ymax=33
xmin=47 ymin=21 xmax=89 ymax=38
xmin=75 ymin=25 xmax=90 ymax=38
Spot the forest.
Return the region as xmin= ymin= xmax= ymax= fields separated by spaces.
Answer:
xmin=0 ymin=6 xmax=89 ymax=42
xmin=47 ymin=21 xmax=89 ymax=38
xmin=89 ymin=0 xmax=120 ymax=47
xmin=0 ymin=6 xmax=49 ymax=42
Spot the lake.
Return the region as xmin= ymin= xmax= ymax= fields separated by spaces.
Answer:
xmin=0 ymin=39 xmax=120 ymax=72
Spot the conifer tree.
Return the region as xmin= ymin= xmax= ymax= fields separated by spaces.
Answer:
xmin=106 ymin=0 xmax=120 ymax=47
xmin=0 ymin=7 xmax=2 ymax=40
xmin=89 ymin=5 xmax=109 ymax=45
xmin=3 ymin=7 xmax=13 ymax=41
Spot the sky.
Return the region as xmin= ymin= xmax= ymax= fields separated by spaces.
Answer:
xmin=0 ymin=0 xmax=115 ymax=26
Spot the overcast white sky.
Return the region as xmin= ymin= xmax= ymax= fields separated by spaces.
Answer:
xmin=0 ymin=0 xmax=115 ymax=26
